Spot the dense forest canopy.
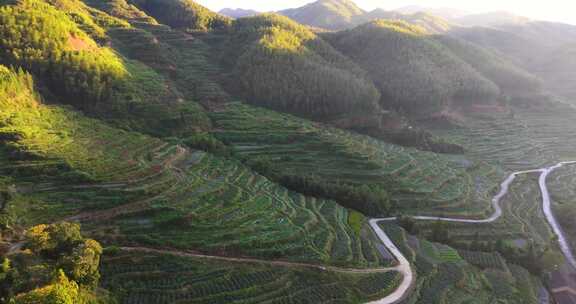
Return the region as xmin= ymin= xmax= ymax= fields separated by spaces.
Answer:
xmin=326 ymin=20 xmax=501 ymax=116
xmin=436 ymin=35 xmax=544 ymax=102
xmin=129 ymin=0 xmax=231 ymax=31
xmin=0 ymin=0 xmax=128 ymax=109
xmin=225 ymin=14 xmax=382 ymax=120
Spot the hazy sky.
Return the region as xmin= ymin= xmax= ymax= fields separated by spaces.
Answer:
xmin=195 ymin=0 xmax=576 ymax=25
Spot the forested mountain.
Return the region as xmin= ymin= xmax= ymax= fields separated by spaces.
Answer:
xmin=325 ymin=20 xmax=500 ymax=117
xmin=0 ymin=0 xmax=128 ymax=110
xmin=435 ymin=35 xmax=544 ymax=102
xmin=219 ymin=8 xmax=260 ymax=18
xmin=129 ymin=0 xmax=231 ymax=30
xmin=278 ymin=0 xmax=452 ymax=32
xmin=450 ymin=21 xmax=576 ymax=101
xmin=278 ymin=0 xmax=365 ymax=30
xmin=2 ymin=0 xmax=576 ymax=303
xmin=220 ymin=13 xmax=382 ymax=124
xmin=362 ymin=9 xmax=452 ymax=33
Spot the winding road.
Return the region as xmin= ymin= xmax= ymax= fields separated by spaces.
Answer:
xmin=11 ymin=160 xmax=575 ymax=304
xmin=367 ymin=161 xmax=576 ymax=304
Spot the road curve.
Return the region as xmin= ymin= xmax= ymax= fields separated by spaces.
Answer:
xmin=368 ymin=161 xmax=576 ymax=304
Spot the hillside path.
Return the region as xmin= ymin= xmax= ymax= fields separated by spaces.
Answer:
xmin=367 ymin=161 xmax=576 ymax=304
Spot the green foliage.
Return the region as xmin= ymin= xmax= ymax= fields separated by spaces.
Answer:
xmin=348 ymin=211 xmax=364 ymax=236
xmin=25 ymin=222 xmax=82 ymax=254
xmin=437 ymin=35 xmax=544 ymax=101
xmin=14 ymin=270 xmax=79 ymax=304
xmin=0 ymin=0 xmax=128 ymax=109
xmin=82 ymin=0 xmax=157 ymax=23
xmin=182 ymin=132 xmax=228 ymax=155
xmin=61 ymin=239 xmax=103 ymax=286
xmin=326 ymin=20 xmax=501 ymax=116
xmin=4 ymin=222 xmax=105 ymax=303
xmin=129 ymin=0 xmax=231 ymax=31
xmin=225 ymin=14 xmax=381 ymax=121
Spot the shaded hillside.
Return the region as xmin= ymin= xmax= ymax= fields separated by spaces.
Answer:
xmin=450 ymin=21 xmax=576 ymax=101
xmin=436 ymin=35 xmax=544 ymax=102
xmin=279 ymin=0 xmax=365 ymax=31
xmin=220 ymin=14 xmax=382 ymax=124
xmin=129 ymin=0 xmax=231 ymax=31
xmin=325 ymin=20 xmax=500 ymax=117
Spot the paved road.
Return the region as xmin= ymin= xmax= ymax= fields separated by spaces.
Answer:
xmin=367 ymin=161 xmax=576 ymax=304
xmin=11 ymin=158 xmax=576 ymax=304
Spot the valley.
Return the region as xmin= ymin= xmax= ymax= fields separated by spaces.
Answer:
xmin=2 ymin=0 xmax=576 ymax=303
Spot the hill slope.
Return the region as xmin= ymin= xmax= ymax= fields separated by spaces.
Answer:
xmin=325 ymin=20 xmax=500 ymax=117
xmin=129 ymin=0 xmax=231 ymax=30
xmin=278 ymin=0 xmax=453 ymax=32
xmin=219 ymin=8 xmax=260 ymax=18
xmin=219 ymin=14 xmax=382 ymax=126
xmin=279 ymin=0 xmax=365 ymax=30
xmin=450 ymin=21 xmax=576 ymax=101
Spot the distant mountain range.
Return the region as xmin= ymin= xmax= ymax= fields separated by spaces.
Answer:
xmin=218 ymin=0 xmax=532 ymax=30
xmin=218 ymin=8 xmax=259 ymax=18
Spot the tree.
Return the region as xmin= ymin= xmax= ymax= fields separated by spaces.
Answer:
xmin=25 ymin=222 xmax=82 ymax=254
xmin=61 ymin=239 xmax=103 ymax=287
xmin=14 ymin=270 xmax=79 ymax=304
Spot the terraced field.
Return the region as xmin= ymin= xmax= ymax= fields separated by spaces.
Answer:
xmin=435 ymin=105 xmax=576 ymax=171
xmin=1 ymin=67 xmax=408 ymax=303
xmin=79 ymin=152 xmax=392 ymax=267
xmin=210 ymin=102 xmax=503 ymax=218
xmin=100 ymin=250 xmax=402 ymax=304
xmin=414 ymin=173 xmax=555 ymax=252
xmin=379 ymin=223 xmax=542 ymax=304
xmin=547 ymin=163 xmax=576 ymax=263
xmin=14 ymin=139 xmax=392 ymax=268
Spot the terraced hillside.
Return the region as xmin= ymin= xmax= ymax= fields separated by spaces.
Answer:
xmin=100 ymin=250 xmax=401 ymax=304
xmin=433 ymin=105 xmax=576 ymax=171
xmin=412 ymin=173 xmax=556 ymax=255
xmin=1 ymin=66 xmax=396 ymax=270
xmin=210 ymin=102 xmax=503 ymax=218
xmin=380 ymin=224 xmax=543 ymax=304
xmin=547 ymin=164 xmax=576 ymax=263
